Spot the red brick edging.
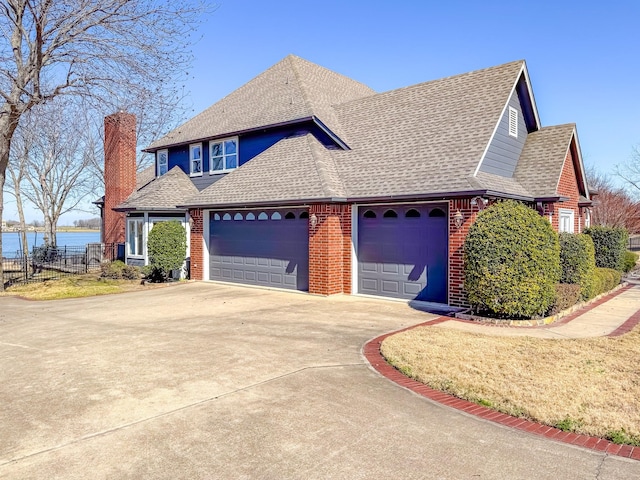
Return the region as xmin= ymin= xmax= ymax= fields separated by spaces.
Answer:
xmin=363 ymin=317 xmax=640 ymax=460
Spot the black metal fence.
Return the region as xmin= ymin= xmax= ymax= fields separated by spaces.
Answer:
xmin=629 ymin=236 xmax=640 ymax=251
xmin=2 ymin=242 xmax=124 ymax=288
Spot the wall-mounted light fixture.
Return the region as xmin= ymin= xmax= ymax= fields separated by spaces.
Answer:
xmin=470 ymin=196 xmax=488 ymax=210
xmin=454 ymin=210 xmax=464 ymax=228
xmin=310 ymin=213 xmax=318 ymax=230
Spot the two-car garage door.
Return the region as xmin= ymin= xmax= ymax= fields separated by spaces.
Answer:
xmin=209 ymin=209 xmax=309 ymax=291
xmin=208 ymin=204 xmax=448 ymax=303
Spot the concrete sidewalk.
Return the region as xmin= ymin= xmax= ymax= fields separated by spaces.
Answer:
xmin=431 ymin=284 xmax=640 ymax=339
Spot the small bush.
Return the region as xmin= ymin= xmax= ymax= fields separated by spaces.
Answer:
xmin=464 ymin=200 xmax=560 ymax=318
xmin=100 ymin=260 xmax=140 ymax=280
xmin=559 ymin=233 xmax=596 ymax=300
xmin=592 ymin=267 xmax=622 ymax=297
xmin=622 ymin=251 xmax=639 ymax=273
xmin=585 ymin=226 xmax=629 ymax=271
xmin=549 ymin=284 xmax=581 ymax=315
xmin=146 ymin=220 xmax=187 ymax=282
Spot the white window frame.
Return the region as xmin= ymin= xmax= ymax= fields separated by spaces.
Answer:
xmin=156 ymin=149 xmax=168 ymax=177
xmin=127 ymin=217 xmax=145 ymax=257
xmin=508 ymin=106 xmax=518 ymax=138
xmin=209 ymin=137 xmax=239 ymax=174
xmin=189 ymin=143 xmax=203 ymax=177
xmin=558 ymin=208 xmax=575 ymax=233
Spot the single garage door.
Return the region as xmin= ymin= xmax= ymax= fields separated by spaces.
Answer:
xmin=357 ymin=204 xmax=448 ymax=302
xmin=209 ymin=209 xmax=309 ymax=291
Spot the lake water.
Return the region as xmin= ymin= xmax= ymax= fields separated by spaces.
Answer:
xmin=2 ymin=231 xmax=101 ymax=256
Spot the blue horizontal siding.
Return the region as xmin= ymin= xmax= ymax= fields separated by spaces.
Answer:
xmin=159 ymin=121 xmax=337 ymax=180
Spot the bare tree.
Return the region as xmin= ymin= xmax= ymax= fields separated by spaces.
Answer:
xmin=15 ymin=99 xmax=101 ymax=246
xmin=616 ymin=146 xmax=640 ymax=198
xmin=587 ymin=166 xmax=640 ymax=232
xmin=0 ymin=0 xmax=210 ymax=288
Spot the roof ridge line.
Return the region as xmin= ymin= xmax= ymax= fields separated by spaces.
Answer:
xmin=288 ymin=56 xmax=315 ymax=116
xmin=305 ymin=134 xmax=346 ymax=198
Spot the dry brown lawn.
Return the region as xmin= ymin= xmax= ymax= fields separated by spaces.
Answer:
xmin=381 ymin=325 xmax=640 ymax=445
xmin=1 ymin=275 xmax=173 ymax=300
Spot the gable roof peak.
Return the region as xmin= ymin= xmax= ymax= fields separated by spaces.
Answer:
xmin=148 ymin=55 xmax=375 ymax=151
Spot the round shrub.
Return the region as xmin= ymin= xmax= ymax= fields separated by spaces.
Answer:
xmin=147 ymin=220 xmax=187 ymax=282
xmin=100 ymin=260 xmax=140 ymax=280
xmin=585 ymin=226 xmax=629 ymax=271
xmin=464 ymin=200 xmax=560 ymax=318
xmin=559 ymin=233 xmax=596 ymax=300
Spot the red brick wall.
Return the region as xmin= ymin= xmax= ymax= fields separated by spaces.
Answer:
xmin=189 ymin=209 xmax=204 ymax=280
xmin=103 ymin=112 xmax=136 ymax=245
xmin=308 ymin=204 xmax=352 ymax=295
xmin=448 ymin=198 xmax=481 ymax=308
xmin=551 ymin=146 xmax=584 ymax=232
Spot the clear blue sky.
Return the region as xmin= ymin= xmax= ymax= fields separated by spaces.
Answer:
xmin=186 ymin=0 xmax=638 ymax=175
xmin=10 ymin=0 xmax=639 ymax=224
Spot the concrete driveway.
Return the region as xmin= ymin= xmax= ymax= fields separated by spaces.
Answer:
xmin=0 ymin=283 xmax=638 ymax=479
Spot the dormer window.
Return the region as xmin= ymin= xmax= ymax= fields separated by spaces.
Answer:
xmin=156 ymin=149 xmax=168 ymax=176
xmin=190 ymin=143 xmax=203 ymax=176
xmin=508 ymin=106 xmax=518 ymax=138
xmin=210 ymin=137 xmax=238 ymax=174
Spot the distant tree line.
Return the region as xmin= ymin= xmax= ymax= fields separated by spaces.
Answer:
xmin=73 ymin=218 xmax=101 ymax=230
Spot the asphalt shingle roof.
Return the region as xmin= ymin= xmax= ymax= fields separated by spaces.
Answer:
xmin=514 ymin=124 xmax=576 ymax=198
xmin=121 ymin=56 xmax=583 ymax=211
xmin=185 ymin=133 xmax=345 ymax=206
xmin=116 ymin=166 xmax=199 ymax=211
xmin=331 ymin=60 xmax=525 ymax=198
xmin=148 ymin=55 xmax=375 ymax=150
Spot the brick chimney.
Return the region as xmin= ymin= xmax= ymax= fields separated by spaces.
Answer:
xmin=103 ymin=112 xmax=136 ymax=245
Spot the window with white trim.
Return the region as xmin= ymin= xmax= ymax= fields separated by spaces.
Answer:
xmin=190 ymin=143 xmax=203 ymax=176
xmin=210 ymin=137 xmax=238 ymax=173
xmin=157 ymin=149 xmax=168 ymax=176
xmin=559 ymin=208 xmax=575 ymax=233
xmin=127 ymin=218 xmax=144 ymax=256
xmin=508 ymin=106 xmax=518 ymax=138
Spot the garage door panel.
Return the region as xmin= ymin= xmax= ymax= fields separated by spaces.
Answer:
xmin=381 ymin=280 xmax=400 ymax=294
xmin=209 ymin=210 xmax=309 ymax=291
xmin=358 ymin=204 xmax=447 ymax=302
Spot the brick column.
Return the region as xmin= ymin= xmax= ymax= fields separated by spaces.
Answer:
xmin=103 ymin=112 xmax=136 ymax=245
xmin=189 ymin=208 xmax=204 ymax=280
xmin=448 ymin=198 xmax=479 ymax=308
xmin=308 ymin=203 xmax=352 ymax=295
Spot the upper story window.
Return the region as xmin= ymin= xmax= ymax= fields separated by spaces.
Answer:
xmin=190 ymin=143 xmax=203 ymax=176
xmin=157 ymin=149 xmax=168 ymax=176
xmin=210 ymin=137 xmax=238 ymax=174
xmin=508 ymin=106 xmax=518 ymax=138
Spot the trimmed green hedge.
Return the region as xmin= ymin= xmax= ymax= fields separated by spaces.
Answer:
xmin=592 ymin=268 xmax=622 ymax=297
xmin=584 ymin=226 xmax=628 ymax=271
xmin=559 ymin=233 xmax=596 ymax=300
xmin=147 ymin=220 xmax=187 ymax=282
xmin=623 ymin=251 xmax=639 ymax=273
xmin=464 ymin=200 xmax=560 ymax=318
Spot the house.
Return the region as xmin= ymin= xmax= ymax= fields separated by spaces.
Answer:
xmin=103 ymin=55 xmax=591 ymax=307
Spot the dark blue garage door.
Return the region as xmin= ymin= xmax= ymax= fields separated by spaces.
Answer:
xmin=357 ymin=204 xmax=448 ymax=302
xmin=209 ymin=209 xmax=309 ymax=291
